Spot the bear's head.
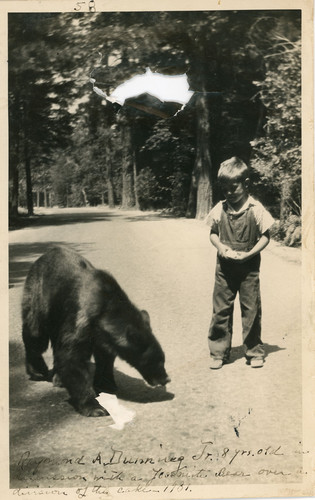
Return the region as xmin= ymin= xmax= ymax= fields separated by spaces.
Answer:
xmin=134 ymin=342 xmax=171 ymax=387
xmin=125 ymin=311 xmax=170 ymax=387
xmin=100 ymin=306 xmax=170 ymax=387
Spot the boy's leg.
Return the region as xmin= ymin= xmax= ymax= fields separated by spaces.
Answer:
xmin=239 ymin=270 xmax=265 ymax=364
xmin=208 ymin=261 xmax=237 ymax=364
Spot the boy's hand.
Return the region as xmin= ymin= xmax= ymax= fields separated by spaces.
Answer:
xmin=218 ymin=245 xmax=242 ymax=260
xmin=217 ymin=244 xmax=232 ymax=259
xmin=231 ymin=251 xmax=250 ymax=262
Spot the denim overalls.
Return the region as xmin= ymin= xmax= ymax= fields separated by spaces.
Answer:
xmin=208 ymin=202 xmax=265 ymax=362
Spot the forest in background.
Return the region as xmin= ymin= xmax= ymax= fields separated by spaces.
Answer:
xmin=8 ymin=10 xmax=301 ymax=245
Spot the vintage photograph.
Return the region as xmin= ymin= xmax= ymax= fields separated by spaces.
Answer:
xmin=3 ymin=1 xmax=314 ymax=499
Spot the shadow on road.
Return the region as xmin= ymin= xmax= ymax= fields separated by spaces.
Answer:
xmin=10 ymin=337 xmax=174 ymax=444
xmin=115 ymin=370 xmax=174 ymax=403
xmin=121 ymin=213 xmax=176 ymax=223
xmin=229 ymin=343 xmax=286 ymax=363
xmin=9 ymin=209 xmax=176 ymax=288
xmin=9 ymin=241 xmax=94 ymax=288
xmin=9 ymin=209 xmax=175 ymax=232
xmin=10 ymin=337 xmax=174 ymax=474
xmin=9 ymin=211 xmax=122 ymax=231
xmin=9 ymin=339 xmax=76 ymax=450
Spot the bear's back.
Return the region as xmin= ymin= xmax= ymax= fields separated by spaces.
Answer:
xmin=23 ymin=247 xmax=94 ymax=323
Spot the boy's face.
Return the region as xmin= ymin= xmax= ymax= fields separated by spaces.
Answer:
xmin=221 ymin=178 xmax=249 ymax=209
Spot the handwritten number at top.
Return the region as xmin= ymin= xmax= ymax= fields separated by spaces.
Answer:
xmin=74 ymin=2 xmax=85 ymax=11
xmin=74 ymin=1 xmax=96 ymax=11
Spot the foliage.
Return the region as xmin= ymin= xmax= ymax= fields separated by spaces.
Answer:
xmin=250 ymin=21 xmax=301 ymax=226
xmin=8 ymin=13 xmax=74 ymax=215
xmin=136 ymin=168 xmax=163 ymax=209
xmin=138 ymin=119 xmax=194 ymax=213
xmin=269 ymin=215 xmax=301 ymax=247
xmin=8 ymin=11 xmax=302 ymax=246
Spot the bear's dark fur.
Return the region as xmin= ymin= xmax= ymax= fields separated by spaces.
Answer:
xmin=22 ymin=247 xmax=170 ymax=417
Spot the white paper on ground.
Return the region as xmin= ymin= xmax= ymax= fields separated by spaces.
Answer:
xmin=96 ymin=392 xmax=135 ymax=430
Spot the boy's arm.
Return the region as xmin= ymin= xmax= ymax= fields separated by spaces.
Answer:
xmin=210 ymin=232 xmax=231 ymax=259
xmin=209 ymin=202 xmax=234 ymax=260
xmin=233 ymin=231 xmax=270 ymax=262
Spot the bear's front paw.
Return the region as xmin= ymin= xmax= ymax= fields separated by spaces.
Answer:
xmin=87 ymin=407 xmax=109 ymax=417
xmin=78 ymin=400 xmax=110 ymax=417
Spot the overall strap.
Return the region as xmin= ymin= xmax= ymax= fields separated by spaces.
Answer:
xmin=219 ymin=202 xmax=259 ymax=252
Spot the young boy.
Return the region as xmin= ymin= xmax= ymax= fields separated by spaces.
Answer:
xmin=208 ymin=157 xmax=274 ymax=369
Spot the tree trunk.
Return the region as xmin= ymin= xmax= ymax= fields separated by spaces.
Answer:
xmin=9 ymin=89 xmax=21 ymax=220
xmin=133 ymin=151 xmax=140 ymax=210
xmin=36 ymin=189 xmax=40 ymax=208
xmin=25 ymin=154 xmax=34 ymax=216
xmin=185 ymin=172 xmax=197 ymax=218
xmin=9 ymin=159 xmax=19 ymax=219
xmin=82 ymin=188 xmax=88 ymax=206
xmin=105 ymin=145 xmax=115 ymax=209
xmin=186 ymin=93 xmax=212 ymax=219
xmin=107 ymin=177 xmax=115 ymax=208
xmin=121 ymin=125 xmax=135 ymax=209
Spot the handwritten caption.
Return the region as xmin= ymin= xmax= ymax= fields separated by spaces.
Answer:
xmin=12 ymin=441 xmax=307 ymax=497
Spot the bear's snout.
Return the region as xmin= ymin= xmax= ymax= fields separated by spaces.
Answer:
xmin=147 ymin=373 xmax=171 ymax=387
xmin=161 ymin=375 xmax=171 ymax=386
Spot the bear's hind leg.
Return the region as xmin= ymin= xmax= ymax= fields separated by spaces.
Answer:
xmin=22 ymin=324 xmax=50 ymax=381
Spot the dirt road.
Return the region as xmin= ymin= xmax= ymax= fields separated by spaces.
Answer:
xmin=9 ymin=207 xmax=303 ymax=493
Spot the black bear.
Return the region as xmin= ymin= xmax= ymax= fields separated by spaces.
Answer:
xmin=22 ymin=246 xmax=170 ymax=417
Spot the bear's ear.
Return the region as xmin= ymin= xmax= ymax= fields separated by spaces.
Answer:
xmin=141 ymin=310 xmax=150 ymax=326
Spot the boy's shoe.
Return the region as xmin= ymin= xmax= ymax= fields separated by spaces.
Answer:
xmin=250 ymin=358 xmax=264 ymax=368
xmin=209 ymin=358 xmax=223 ymax=370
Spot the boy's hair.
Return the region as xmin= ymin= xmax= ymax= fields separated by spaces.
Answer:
xmin=217 ymin=157 xmax=249 ymax=184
